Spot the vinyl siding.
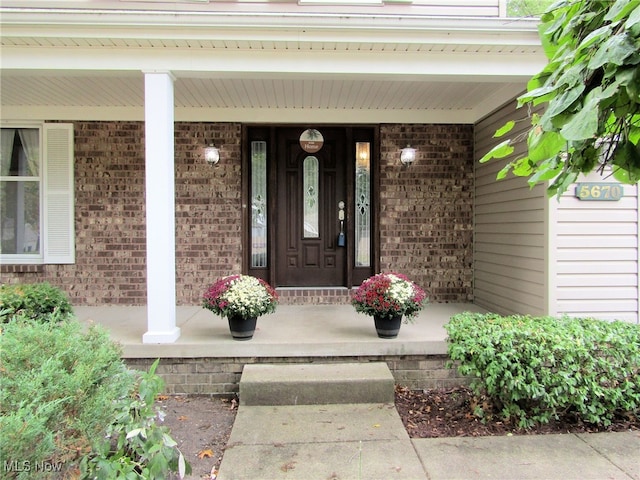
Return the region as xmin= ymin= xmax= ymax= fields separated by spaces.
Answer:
xmin=28 ymin=0 xmax=503 ymax=17
xmin=550 ymin=172 xmax=639 ymax=323
xmin=389 ymin=0 xmax=501 ymax=16
xmin=474 ymin=97 xmax=547 ymax=316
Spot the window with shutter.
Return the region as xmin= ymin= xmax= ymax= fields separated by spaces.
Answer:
xmin=0 ymin=123 xmax=75 ymax=264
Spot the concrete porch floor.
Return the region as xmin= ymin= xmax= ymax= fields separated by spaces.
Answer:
xmin=74 ymin=303 xmax=487 ymax=359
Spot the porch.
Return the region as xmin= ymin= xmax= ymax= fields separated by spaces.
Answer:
xmin=75 ymin=302 xmax=486 ymax=359
xmin=75 ymin=303 xmax=487 ymax=394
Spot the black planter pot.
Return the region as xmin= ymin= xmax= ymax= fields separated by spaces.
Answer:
xmin=373 ymin=313 xmax=402 ymax=339
xmin=227 ymin=315 xmax=257 ymax=340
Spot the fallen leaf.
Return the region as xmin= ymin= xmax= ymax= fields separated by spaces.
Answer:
xmin=197 ymin=449 xmax=214 ymax=459
xmin=178 ymin=415 xmax=189 ymax=421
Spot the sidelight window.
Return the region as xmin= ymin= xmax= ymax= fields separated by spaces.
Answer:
xmin=303 ymin=155 xmax=319 ymax=238
xmin=250 ymin=141 xmax=267 ymax=268
xmin=355 ymin=142 xmax=371 ymax=267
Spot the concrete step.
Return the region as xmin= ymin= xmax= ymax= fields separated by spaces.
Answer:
xmin=239 ymin=362 xmax=395 ymax=406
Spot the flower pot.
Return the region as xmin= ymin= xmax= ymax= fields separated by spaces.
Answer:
xmin=227 ymin=315 xmax=257 ymax=340
xmin=373 ymin=313 xmax=402 ymax=339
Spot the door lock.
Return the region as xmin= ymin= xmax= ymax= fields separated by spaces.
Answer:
xmin=338 ymin=201 xmax=345 ymax=247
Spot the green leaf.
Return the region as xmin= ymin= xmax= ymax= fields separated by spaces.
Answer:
xmin=519 ymin=84 xmax=559 ymax=105
xmin=616 ymin=67 xmax=637 ymax=87
xmin=605 ymin=0 xmax=640 ymax=22
xmin=528 ymin=160 xmax=564 ymax=184
xmin=629 ymin=123 xmax=640 ymax=143
xmin=623 ymin=69 xmax=640 ymax=102
xmin=479 ymin=140 xmax=514 ymax=163
xmin=625 ymin=4 xmax=640 ymax=30
xmin=545 ymin=84 xmax=585 ymax=118
xmin=577 ymin=24 xmax=614 ymax=51
xmin=528 ymin=130 xmax=566 ymax=162
xmin=554 ymin=64 xmax=586 ymax=90
xmin=496 ymin=162 xmax=514 ymax=180
xmin=547 ymin=169 xmax=578 ymax=197
xmin=126 ymin=428 xmax=143 ymax=440
xmin=162 ymin=433 xmax=178 ymax=448
xmin=589 ymin=33 xmax=636 ymax=69
xmin=614 ymin=89 xmax=634 ymax=117
xmin=524 ymin=69 xmax=553 ymax=93
xmin=148 ymin=358 xmax=160 ymax=376
xmin=612 ymin=140 xmax=640 ymax=182
xmin=513 ymin=157 xmax=535 ymax=176
xmin=560 ymin=93 xmax=600 ymax=141
xmin=495 ymin=120 xmax=515 ymax=138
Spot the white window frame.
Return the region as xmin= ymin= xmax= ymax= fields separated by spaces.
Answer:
xmin=1 ymin=122 xmax=75 ymax=265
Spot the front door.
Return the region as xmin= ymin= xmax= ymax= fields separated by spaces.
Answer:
xmin=275 ymin=127 xmax=347 ymax=286
xmin=244 ymin=125 xmax=376 ymax=288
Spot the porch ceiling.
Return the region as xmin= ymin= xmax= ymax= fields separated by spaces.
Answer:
xmin=0 ymin=2 xmax=544 ymax=124
xmin=0 ymin=70 xmax=529 ymax=123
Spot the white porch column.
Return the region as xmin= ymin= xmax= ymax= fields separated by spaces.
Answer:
xmin=142 ymin=71 xmax=180 ymax=343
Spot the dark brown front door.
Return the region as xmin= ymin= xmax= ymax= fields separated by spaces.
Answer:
xmin=275 ymin=127 xmax=347 ymax=286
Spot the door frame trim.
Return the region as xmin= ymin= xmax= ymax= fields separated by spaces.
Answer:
xmin=242 ymin=124 xmax=379 ymax=287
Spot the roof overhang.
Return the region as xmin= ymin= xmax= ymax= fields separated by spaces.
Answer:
xmin=0 ymin=1 xmax=545 ymax=123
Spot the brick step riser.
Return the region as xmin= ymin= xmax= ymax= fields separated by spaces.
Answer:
xmin=276 ymin=288 xmax=353 ymax=305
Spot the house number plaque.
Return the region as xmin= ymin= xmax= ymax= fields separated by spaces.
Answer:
xmin=575 ymin=183 xmax=623 ymax=201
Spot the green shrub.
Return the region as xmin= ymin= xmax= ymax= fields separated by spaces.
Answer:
xmin=445 ymin=313 xmax=640 ymax=429
xmin=0 ymin=317 xmax=188 ymax=479
xmin=0 ymin=282 xmax=73 ymax=322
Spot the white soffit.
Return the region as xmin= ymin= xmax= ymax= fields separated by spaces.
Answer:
xmin=0 ymin=2 xmax=543 ymax=123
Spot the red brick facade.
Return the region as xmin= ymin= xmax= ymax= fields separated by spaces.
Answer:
xmin=380 ymin=124 xmax=474 ymax=302
xmin=1 ymin=122 xmax=473 ymax=305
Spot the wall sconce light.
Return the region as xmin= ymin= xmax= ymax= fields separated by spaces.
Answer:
xmin=356 ymin=142 xmax=370 ymax=171
xmin=400 ymin=144 xmax=416 ymax=165
xmin=204 ymin=143 xmax=220 ymax=165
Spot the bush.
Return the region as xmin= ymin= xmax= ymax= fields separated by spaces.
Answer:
xmin=0 ymin=282 xmax=73 ymax=322
xmin=0 ymin=317 xmax=188 ymax=479
xmin=445 ymin=313 xmax=640 ymax=429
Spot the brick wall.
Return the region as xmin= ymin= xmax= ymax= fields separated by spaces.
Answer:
xmin=1 ymin=122 xmax=148 ymax=304
xmin=174 ymin=122 xmax=243 ymax=304
xmin=2 ymin=122 xmax=473 ymax=305
xmin=125 ymin=355 xmax=470 ymax=395
xmin=379 ymin=124 xmax=474 ymax=302
xmin=1 ymin=121 xmax=244 ymax=305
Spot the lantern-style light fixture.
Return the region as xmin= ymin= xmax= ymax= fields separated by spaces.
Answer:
xmin=204 ymin=143 xmax=220 ymax=165
xmin=400 ymin=144 xmax=416 ymax=165
xmin=356 ymin=142 xmax=370 ymax=171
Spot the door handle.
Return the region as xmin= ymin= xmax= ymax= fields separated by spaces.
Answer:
xmin=337 ymin=201 xmax=345 ymax=247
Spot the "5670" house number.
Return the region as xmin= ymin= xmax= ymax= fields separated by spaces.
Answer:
xmin=575 ymin=183 xmax=623 ymax=201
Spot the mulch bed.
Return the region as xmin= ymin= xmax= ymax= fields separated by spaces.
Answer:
xmin=394 ymin=385 xmax=640 ymax=438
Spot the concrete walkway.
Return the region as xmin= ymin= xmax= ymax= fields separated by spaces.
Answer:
xmin=218 ymin=406 xmax=639 ymax=480
xmin=216 ymin=362 xmax=640 ymax=480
